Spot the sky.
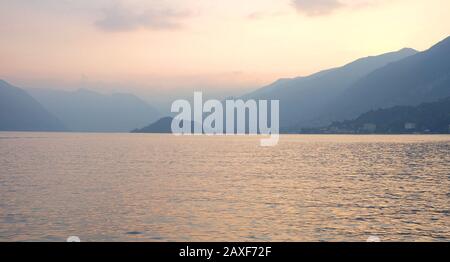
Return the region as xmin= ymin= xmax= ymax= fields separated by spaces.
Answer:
xmin=1 ymin=0 xmax=449 ymax=97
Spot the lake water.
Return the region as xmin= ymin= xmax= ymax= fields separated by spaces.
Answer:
xmin=0 ymin=133 xmax=449 ymax=242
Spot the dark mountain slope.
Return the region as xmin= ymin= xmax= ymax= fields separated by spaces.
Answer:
xmin=0 ymin=80 xmax=66 ymax=131
xmin=243 ymin=48 xmax=418 ymax=128
xmin=320 ymin=36 xmax=450 ymax=125
xmin=131 ymin=117 xmax=199 ymax=134
xmin=326 ymin=97 xmax=450 ymax=134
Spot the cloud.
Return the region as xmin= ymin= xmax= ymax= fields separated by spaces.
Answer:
xmin=94 ymin=3 xmax=190 ymax=32
xmin=247 ymin=11 xmax=287 ymax=20
xmin=292 ymin=0 xmax=344 ymax=16
xmin=291 ymin=0 xmax=395 ymax=16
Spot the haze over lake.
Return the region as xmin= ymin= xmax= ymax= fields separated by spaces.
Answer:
xmin=1 ymin=133 xmax=449 ymax=241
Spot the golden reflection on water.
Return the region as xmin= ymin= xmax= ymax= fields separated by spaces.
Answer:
xmin=0 ymin=133 xmax=449 ymax=241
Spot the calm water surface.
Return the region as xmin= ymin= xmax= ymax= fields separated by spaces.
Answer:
xmin=0 ymin=133 xmax=449 ymax=241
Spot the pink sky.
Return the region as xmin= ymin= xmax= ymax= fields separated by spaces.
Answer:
xmin=1 ymin=0 xmax=449 ymax=92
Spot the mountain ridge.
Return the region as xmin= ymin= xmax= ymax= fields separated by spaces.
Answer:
xmin=27 ymin=87 xmax=160 ymax=132
xmin=242 ymin=47 xmax=419 ymax=128
xmin=0 ymin=80 xmax=67 ymax=131
xmin=314 ymin=36 xmax=450 ymax=127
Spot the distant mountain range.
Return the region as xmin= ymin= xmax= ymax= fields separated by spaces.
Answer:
xmin=313 ymin=36 xmax=450 ymax=129
xmin=242 ymin=47 xmax=418 ymax=129
xmin=243 ymin=36 xmax=450 ymax=132
xmin=136 ymin=36 xmax=450 ymax=134
xmin=27 ymin=88 xmax=160 ymax=132
xmin=0 ymin=80 xmax=66 ymax=131
xmin=2 ymin=36 xmax=450 ymax=134
xmin=0 ymin=80 xmax=160 ymax=132
xmin=308 ymin=97 xmax=450 ymax=134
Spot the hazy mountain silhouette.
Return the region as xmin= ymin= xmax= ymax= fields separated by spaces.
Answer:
xmin=131 ymin=117 xmax=199 ymax=133
xmin=0 ymin=80 xmax=66 ymax=131
xmin=314 ymin=36 xmax=450 ymax=126
xmin=131 ymin=117 xmax=174 ymax=133
xmin=324 ymin=97 xmax=450 ymax=134
xmin=243 ymin=48 xmax=418 ymax=128
xmin=28 ymin=88 xmax=160 ymax=132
